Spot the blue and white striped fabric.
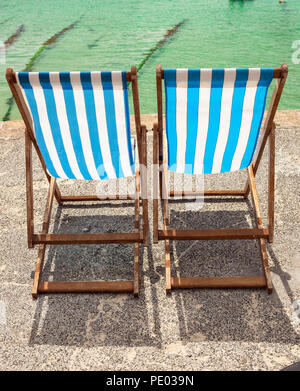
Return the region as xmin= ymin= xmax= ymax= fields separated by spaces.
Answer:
xmin=16 ymin=71 xmax=135 ymax=180
xmin=164 ymin=68 xmax=273 ymax=174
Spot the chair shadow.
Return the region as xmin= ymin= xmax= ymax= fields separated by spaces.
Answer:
xmin=29 ymin=202 xmax=161 ymax=348
xmin=167 ymin=201 xmax=299 ymax=344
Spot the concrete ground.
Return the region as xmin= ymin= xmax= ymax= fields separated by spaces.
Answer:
xmin=0 ymin=111 xmax=299 ymax=371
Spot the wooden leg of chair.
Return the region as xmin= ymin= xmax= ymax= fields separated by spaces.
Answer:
xmin=165 ymin=239 xmax=171 ymax=294
xmin=258 ymin=238 xmax=272 ymax=294
xmin=268 ymin=125 xmax=275 ymax=243
xmin=143 ymin=199 xmax=149 ymax=247
xmin=243 ymin=178 xmax=250 ymax=199
xmin=248 ymin=165 xmax=273 ymax=293
xmin=133 ymin=243 xmax=139 ymax=297
xmin=153 ymin=199 xmax=158 ymax=244
xmin=162 ymin=166 xmax=171 ymax=293
xmin=53 ymin=181 xmax=62 ymax=205
xmin=134 ymin=174 xmax=140 ymax=297
xmin=32 ymin=177 xmax=56 ymax=298
xmin=32 ymin=244 xmax=46 ymax=299
xmin=153 ymin=124 xmax=159 ymax=244
xmin=141 ymin=126 xmax=149 ymax=247
xmin=25 ymin=131 xmax=34 ymax=248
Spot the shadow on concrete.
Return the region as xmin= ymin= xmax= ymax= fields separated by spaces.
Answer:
xmin=29 ymin=202 xmax=161 ymax=348
xmin=167 ymin=200 xmax=299 ymax=344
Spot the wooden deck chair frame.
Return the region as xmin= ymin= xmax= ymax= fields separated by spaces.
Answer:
xmin=153 ymin=63 xmax=288 ymax=294
xmin=6 ymin=66 xmax=148 ymax=298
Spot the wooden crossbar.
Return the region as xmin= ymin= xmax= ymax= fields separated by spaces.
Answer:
xmin=33 ymin=232 xmax=143 ymax=245
xmin=171 ymin=276 xmax=267 ymax=289
xmin=169 ymin=190 xmax=246 ymax=197
xmin=158 ymin=228 xmax=269 ymax=241
xmin=60 ymin=195 xmax=136 ymax=202
xmin=38 ymin=281 xmax=134 ymax=293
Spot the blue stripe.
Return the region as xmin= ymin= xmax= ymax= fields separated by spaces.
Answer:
xmin=240 ymin=68 xmax=273 ymax=169
xmin=59 ymin=72 xmax=92 ymax=180
xmin=80 ymin=72 xmax=107 ymax=179
xmin=18 ymin=72 xmax=58 ymax=177
xmin=101 ymin=71 xmax=124 ymax=178
xmin=39 ymin=72 xmax=75 ymax=179
xmin=164 ymin=69 xmax=177 ymax=171
xmin=121 ymin=71 xmax=134 ymax=172
xmin=185 ymin=69 xmax=200 ymax=174
xmin=221 ymin=68 xmax=249 ymax=173
xmin=203 ymin=69 xmax=224 ymax=174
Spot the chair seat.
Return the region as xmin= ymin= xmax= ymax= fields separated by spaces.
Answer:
xmin=16 ymin=71 xmax=136 ymax=180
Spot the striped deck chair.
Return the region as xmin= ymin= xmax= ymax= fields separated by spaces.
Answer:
xmin=6 ymin=66 xmax=148 ymax=298
xmin=153 ymin=64 xmax=288 ymax=293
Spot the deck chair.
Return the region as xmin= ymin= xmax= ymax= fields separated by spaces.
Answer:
xmin=153 ymin=64 xmax=288 ymax=294
xmin=6 ymin=66 xmax=148 ymax=298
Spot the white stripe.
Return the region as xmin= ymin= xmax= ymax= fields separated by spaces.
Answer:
xmin=28 ymin=73 xmax=66 ymax=178
xmin=90 ymin=72 xmax=116 ymax=179
xmin=16 ymin=73 xmax=35 ymax=138
xmin=176 ymin=69 xmax=188 ymax=173
xmin=230 ymin=68 xmax=260 ymax=171
xmin=111 ymin=71 xmax=133 ymax=177
xmin=49 ymin=73 xmax=84 ymax=179
xmin=70 ymin=72 xmax=100 ymax=179
xmin=211 ymin=68 xmax=236 ymax=173
xmin=193 ymin=69 xmax=212 ymax=174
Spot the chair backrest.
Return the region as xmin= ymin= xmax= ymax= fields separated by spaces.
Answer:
xmin=15 ymin=71 xmax=135 ymax=180
xmin=163 ymin=68 xmax=274 ymax=174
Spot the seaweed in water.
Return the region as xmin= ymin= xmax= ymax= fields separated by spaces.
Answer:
xmin=136 ymin=19 xmax=186 ymax=74
xmin=2 ymin=96 xmax=14 ymax=123
xmin=87 ymin=36 xmax=101 ymax=50
xmin=24 ymin=20 xmax=79 ymax=71
xmin=0 ymin=17 xmax=13 ymax=26
xmin=4 ymin=25 xmax=25 ymax=48
xmin=3 ymin=19 xmax=80 ymax=121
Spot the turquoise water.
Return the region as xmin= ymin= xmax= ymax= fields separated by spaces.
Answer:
xmin=0 ymin=0 xmax=299 ymax=120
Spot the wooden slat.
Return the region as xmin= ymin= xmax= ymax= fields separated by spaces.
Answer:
xmin=133 ymin=171 xmax=140 ymax=297
xmin=162 ymin=152 xmax=169 ymax=227
xmin=159 ymin=228 xmax=269 ymax=241
xmin=171 ymin=276 xmax=267 ymax=289
xmin=131 ymin=66 xmax=142 ymax=144
xmin=169 ymin=190 xmax=246 ymax=197
xmin=126 ymin=71 xmax=131 ymax=82
xmin=141 ymin=125 xmax=149 ymax=247
xmin=34 ymin=232 xmax=143 ymax=245
xmin=153 ymin=123 xmax=159 ymax=243
xmin=60 ymin=194 xmax=136 ymax=201
xmin=156 ymin=65 xmax=163 ymax=138
xmin=38 ymin=281 xmax=134 ymax=293
xmin=156 ymin=65 xmax=163 ymax=198
xmin=25 ymin=130 xmax=34 ymax=248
